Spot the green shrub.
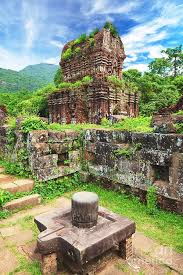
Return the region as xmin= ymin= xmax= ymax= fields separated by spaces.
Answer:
xmin=74 ymin=47 xmax=81 ymax=54
xmin=104 ymin=22 xmax=119 ymax=37
xmin=107 ymin=75 xmax=125 ymax=88
xmin=72 ymin=81 xmax=82 ymax=88
xmin=21 ymin=116 xmax=47 ymax=133
xmin=175 ymin=123 xmax=183 ymax=134
xmin=101 ymin=118 xmax=112 ymax=127
xmin=0 ymin=189 xmax=12 ymax=207
xmin=113 ymin=117 xmax=153 ymax=133
xmin=1 ymin=160 xmax=30 ymax=177
xmin=89 ymin=28 xmax=99 ymax=38
xmin=73 ymin=34 xmax=87 ymax=45
xmin=15 ymin=84 xmax=56 ymax=117
xmin=58 ymin=82 xmax=71 ymax=89
xmin=62 ymin=47 xmax=73 ymax=60
xmin=82 ymin=75 xmax=93 ymax=84
xmin=114 ymin=143 xmax=142 ymax=160
xmin=89 ymin=37 xmax=95 ymax=47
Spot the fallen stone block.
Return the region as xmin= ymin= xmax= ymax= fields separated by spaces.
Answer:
xmin=3 ymin=194 xmax=41 ymax=211
xmin=0 ymin=167 xmax=5 ymax=173
xmin=0 ymin=182 xmax=18 ymax=193
xmin=14 ymin=179 xmax=34 ymax=193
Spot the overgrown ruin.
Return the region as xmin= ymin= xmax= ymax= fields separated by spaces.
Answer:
xmin=48 ymin=27 xmax=139 ymax=124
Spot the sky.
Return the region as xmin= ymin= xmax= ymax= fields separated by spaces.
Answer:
xmin=0 ymin=0 xmax=182 ymax=72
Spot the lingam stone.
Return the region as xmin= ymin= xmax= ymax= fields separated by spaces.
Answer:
xmin=34 ymin=192 xmax=135 ymax=274
xmin=72 ymin=191 xmax=99 ymax=228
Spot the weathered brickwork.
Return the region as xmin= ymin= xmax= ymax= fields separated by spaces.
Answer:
xmin=61 ymin=28 xmax=125 ymax=82
xmin=83 ymin=129 xmax=183 ymax=214
xmin=48 ymin=28 xmax=139 ymax=124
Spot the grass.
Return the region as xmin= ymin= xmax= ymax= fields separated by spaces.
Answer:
xmin=48 ymin=116 xmax=153 ymax=133
xmin=0 ymin=172 xmax=182 ymax=253
xmin=4 ymin=239 xmax=41 ymax=275
xmin=18 ymin=215 xmax=39 ymax=241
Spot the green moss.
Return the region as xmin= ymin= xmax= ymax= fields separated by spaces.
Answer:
xmin=58 ymin=75 xmax=93 ymax=90
xmin=74 ymin=47 xmax=81 ymax=54
xmin=107 ymin=75 xmax=125 ymax=88
xmin=114 ymin=143 xmax=142 ymax=160
xmin=89 ymin=37 xmax=95 ymax=47
xmin=62 ymin=47 xmax=73 ymax=60
xmin=73 ymin=33 xmax=87 ymax=45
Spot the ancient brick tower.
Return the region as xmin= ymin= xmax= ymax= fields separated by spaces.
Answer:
xmin=48 ymin=26 xmax=139 ymax=124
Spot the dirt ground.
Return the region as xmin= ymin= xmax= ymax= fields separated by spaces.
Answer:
xmin=0 ymin=197 xmax=182 ymax=275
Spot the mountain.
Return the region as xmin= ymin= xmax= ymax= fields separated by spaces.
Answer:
xmin=0 ymin=63 xmax=59 ymax=93
xmin=20 ymin=63 xmax=59 ymax=85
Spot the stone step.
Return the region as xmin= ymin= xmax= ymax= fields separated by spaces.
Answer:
xmin=0 ymin=174 xmax=15 ymax=184
xmin=0 ymin=166 xmax=5 ymax=173
xmin=0 ymin=179 xmax=34 ymax=194
xmin=3 ymin=194 xmax=41 ymax=211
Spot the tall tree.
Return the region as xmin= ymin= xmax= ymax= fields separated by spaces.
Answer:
xmin=162 ymin=45 xmax=183 ymax=77
xmin=148 ymin=46 xmax=183 ymax=77
xmin=148 ymin=58 xmax=170 ymax=77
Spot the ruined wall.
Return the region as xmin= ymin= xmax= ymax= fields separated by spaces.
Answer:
xmin=1 ymin=125 xmax=182 ymax=213
xmin=83 ymin=130 xmax=183 ymax=213
xmin=28 ymin=130 xmax=81 ymax=181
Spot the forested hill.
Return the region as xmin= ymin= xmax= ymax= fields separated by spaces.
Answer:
xmin=0 ymin=63 xmax=59 ymax=93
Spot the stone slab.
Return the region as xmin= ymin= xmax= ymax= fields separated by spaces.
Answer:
xmin=3 ymin=194 xmax=41 ymax=211
xmin=14 ymin=179 xmax=34 ymax=192
xmin=0 ymin=179 xmax=34 ymax=194
xmin=0 ymin=174 xmax=15 ymax=184
xmin=0 ymin=182 xmax=18 ymax=193
xmin=0 ymin=167 xmax=5 ymax=173
xmin=0 ymin=246 xmax=19 ymax=274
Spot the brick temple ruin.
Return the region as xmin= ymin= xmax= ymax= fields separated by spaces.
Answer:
xmin=152 ymin=95 xmax=183 ymax=133
xmin=48 ymin=26 xmax=139 ymax=124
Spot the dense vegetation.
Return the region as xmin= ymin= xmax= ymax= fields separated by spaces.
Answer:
xmin=0 ymin=45 xmax=182 ymax=130
xmin=124 ymin=46 xmax=183 ymax=116
xmin=0 ymin=63 xmax=58 ymax=93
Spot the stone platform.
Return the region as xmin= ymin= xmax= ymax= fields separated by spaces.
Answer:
xmin=35 ymin=206 xmax=135 ymax=274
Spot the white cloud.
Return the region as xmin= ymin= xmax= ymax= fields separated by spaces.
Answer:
xmin=124 ymin=63 xmax=149 ymax=72
xmin=44 ymin=57 xmax=59 ymax=65
xmin=50 ymin=40 xmax=64 ymax=49
xmin=22 ymin=0 xmax=47 ymax=49
xmin=0 ymin=46 xmax=41 ymax=71
xmin=82 ymin=0 xmax=140 ymax=15
xmin=122 ymin=0 xmax=183 ymax=68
